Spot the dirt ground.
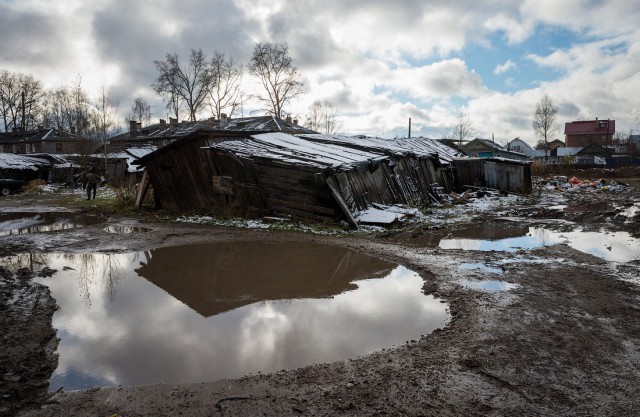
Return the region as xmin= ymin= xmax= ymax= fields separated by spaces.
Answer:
xmin=2 ymin=169 xmax=640 ymax=417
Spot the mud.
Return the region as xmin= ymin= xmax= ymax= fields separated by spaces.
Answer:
xmin=1 ymin=170 xmax=640 ymax=417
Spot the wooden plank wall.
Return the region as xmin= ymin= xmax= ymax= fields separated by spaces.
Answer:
xmin=146 ymin=137 xmax=218 ymax=212
xmin=454 ymin=159 xmax=532 ymax=194
xmin=483 ymin=161 xmax=532 ymax=194
xmin=326 ymin=155 xmax=441 ymax=214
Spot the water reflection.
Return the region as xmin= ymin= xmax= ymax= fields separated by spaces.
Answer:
xmin=0 ymin=212 xmax=103 ymax=236
xmin=439 ymin=227 xmax=640 ymax=262
xmin=6 ymin=242 xmax=449 ymax=391
xmin=385 ymin=222 xmax=530 ymax=248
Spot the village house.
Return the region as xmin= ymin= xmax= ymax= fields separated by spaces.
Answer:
xmin=462 ymin=138 xmax=529 ymax=161
xmin=0 ymin=126 xmax=97 ymax=155
xmin=564 ymin=118 xmax=615 ymax=147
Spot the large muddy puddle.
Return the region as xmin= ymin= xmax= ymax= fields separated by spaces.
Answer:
xmin=1 ymin=242 xmax=449 ymax=391
xmin=0 ymin=212 xmax=103 ymax=236
xmin=439 ymin=226 xmax=640 ymax=262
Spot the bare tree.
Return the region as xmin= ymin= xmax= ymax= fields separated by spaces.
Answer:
xmin=0 ymin=70 xmax=44 ymax=132
xmin=152 ymin=49 xmax=216 ymax=121
xmin=43 ymin=87 xmax=73 ymax=130
xmin=43 ymin=76 xmax=90 ymax=134
xmin=249 ymin=42 xmax=303 ymax=119
xmin=209 ymin=53 xmax=242 ymax=120
xmin=450 ymin=112 xmax=475 ymax=146
xmin=85 ymin=85 xmax=122 ymax=170
xmin=533 ymin=94 xmax=559 ymax=159
xmin=128 ymin=97 xmax=151 ymax=126
xmin=305 ymin=100 xmax=341 ymax=134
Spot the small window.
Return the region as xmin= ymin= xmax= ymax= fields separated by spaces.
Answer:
xmin=56 ymin=142 xmax=63 ymax=152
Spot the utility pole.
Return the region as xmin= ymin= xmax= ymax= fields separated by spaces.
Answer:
xmin=408 ymin=117 xmax=412 ymax=138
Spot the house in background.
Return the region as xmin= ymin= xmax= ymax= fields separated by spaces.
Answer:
xmin=565 ymin=118 xmax=615 ymax=147
xmin=0 ymin=127 xmax=97 ymax=155
xmin=463 ymin=138 xmax=529 ymax=161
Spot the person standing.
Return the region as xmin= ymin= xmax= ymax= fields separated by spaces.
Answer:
xmin=84 ymin=169 xmax=99 ymax=200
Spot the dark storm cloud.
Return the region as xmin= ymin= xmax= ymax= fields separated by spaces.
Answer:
xmin=91 ymin=0 xmax=258 ymax=114
xmin=0 ymin=8 xmax=72 ymax=69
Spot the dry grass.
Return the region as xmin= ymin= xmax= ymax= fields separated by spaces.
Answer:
xmin=22 ymin=179 xmax=47 ymax=195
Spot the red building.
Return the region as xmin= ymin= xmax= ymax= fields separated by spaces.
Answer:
xmin=564 ymin=119 xmax=615 ymax=147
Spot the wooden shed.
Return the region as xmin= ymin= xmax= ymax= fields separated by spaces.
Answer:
xmin=206 ymin=133 xmax=448 ymax=227
xmin=453 ymin=157 xmax=532 ymax=194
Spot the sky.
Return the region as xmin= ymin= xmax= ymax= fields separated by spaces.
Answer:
xmin=1 ymin=0 xmax=639 ymax=146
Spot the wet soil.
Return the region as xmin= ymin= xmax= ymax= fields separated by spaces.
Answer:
xmin=2 ymin=170 xmax=640 ymax=417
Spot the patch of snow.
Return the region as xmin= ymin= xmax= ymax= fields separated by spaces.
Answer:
xmin=356 ymin=208 xmax=399 ymax=225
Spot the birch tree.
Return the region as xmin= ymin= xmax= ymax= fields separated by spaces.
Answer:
xmin=305 ymin=100 xmax=341 ymax=134
xmin=533 ymin=94 xmax=559 ymax=159
xmin=152 ymin=49 xmax=216 ymax=121
xmin=209 ymin=52 xmax=242 ymax=120
xmin=249 ymin=42 xmax=303 ymax=119
xmin=450 ymin=112 xmax=475 ymax=146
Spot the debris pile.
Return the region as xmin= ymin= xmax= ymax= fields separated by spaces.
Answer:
xmin=534 ymin=175 xmax=627 ymax=192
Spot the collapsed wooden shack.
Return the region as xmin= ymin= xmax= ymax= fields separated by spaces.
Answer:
xmin=453 ymin=157 xmax=532 ymax=194
xmin=207 ymin=133 xmax=449 ymax=226
xmin=134 ymin=127 xmax=467 ymax=227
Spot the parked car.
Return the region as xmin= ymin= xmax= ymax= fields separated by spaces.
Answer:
xmin=0 ymin=179 xmax=26 ymax=196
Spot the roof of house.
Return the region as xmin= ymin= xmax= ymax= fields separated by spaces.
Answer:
xmin=0 ymin=152 xmax=50 ymax=170
xmin=112 ymin=116 xmax=317 ymax=141
xmin=297 ymin=134 xmax=465 ymax=164
xmin=555 ymin=147 xmax=582 ymax=156
xmin=211 ymin=132 xmax=388 ymax=170
xmin=0 ymin=128 xmax=80 ymax=143
xmin=506 ymin=138 xmax=534 ymax=151
xmin=564 ymin=119 xmax=616 ymax=135
xmin=464 ymin=138 xmax=505 ymax=151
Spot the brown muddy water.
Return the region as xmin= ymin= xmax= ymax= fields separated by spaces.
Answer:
xmin=0 ymin=212 xmax=103 ymax=236
xmin=1 ymin=242 xmax=450 ymax=391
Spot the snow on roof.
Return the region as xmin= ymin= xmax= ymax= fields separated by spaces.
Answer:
xmin=297 ymin=134 xmax=463 ymax=164
xmin=0 ymin=153 xmax=50 ymax=170
xmin=124 ymin=145 xmax=157 ymax=159
xmin=556 ymin=147 xmax=582 ymax=156
xmin=113 ymin=116 xmax=317 ymax=141
xmin=211 ymin=132 xmax=387 ymax=170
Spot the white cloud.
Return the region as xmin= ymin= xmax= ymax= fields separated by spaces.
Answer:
xmin=1 ymin=0 xmax=640 ymax=139
xmin=494 ymin=59 xmax=516 ymax=75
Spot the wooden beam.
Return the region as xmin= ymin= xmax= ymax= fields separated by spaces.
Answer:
xmin=134 ymin=169 xmax=150 ymax=210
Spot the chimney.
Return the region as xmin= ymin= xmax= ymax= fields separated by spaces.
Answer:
xmin=137 ymin=122 xmax=142 ymax=131
xmin=11 ymin=127 xmax=17 ymax=134
xmin=159 ymin=119 xmax=166 ymax=125
xmin=293 ymin=119 xmax=298 ymax=125
xmin=220 ymin=113 xmax=228 ymax=127
xmin=129 ymin=120 xmax=138 ymax=133
xmin=169 ymin=117 xmax=178 ymax=125
xmin=285 ymin=116 xmax=292 ymax=124
xmin=37 ymin=124 xmax=44 ymax=131
xmin=70 ymin=126 xmax=76 ymax=135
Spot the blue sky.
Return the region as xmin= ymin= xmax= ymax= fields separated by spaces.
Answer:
xmin=1 ymin=0 xmax=639 ymax=146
